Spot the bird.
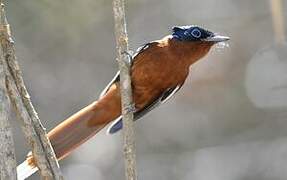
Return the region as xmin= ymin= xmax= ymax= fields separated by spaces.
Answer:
xmin=17 ymin=25 xmax=229 ymax=179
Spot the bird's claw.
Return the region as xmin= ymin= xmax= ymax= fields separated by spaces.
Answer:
xmin=121 ymin=50 xmax=134 ymax=64
xmin=123 ymin=103 xmax=136 ymax=114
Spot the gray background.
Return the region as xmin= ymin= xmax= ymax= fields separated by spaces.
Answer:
xmin=6 ymin=0 xmax=287 ymax=179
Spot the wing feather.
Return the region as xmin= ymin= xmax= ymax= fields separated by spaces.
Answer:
xmin=107 ymin=84 xmax=184 ymax=134
xmin=100 ymin=41 xmax=182 ymax=134
xmin=99 ymin=42 xmax=152 ymax=98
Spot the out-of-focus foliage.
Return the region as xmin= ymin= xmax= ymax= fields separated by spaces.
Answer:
xmin=7 ymin=0 xmax=287 ymax=179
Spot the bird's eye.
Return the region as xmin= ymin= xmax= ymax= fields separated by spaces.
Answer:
xmin=190 ymin=28 xmax=202 ymax=38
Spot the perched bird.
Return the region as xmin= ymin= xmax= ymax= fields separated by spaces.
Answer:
xmin=17 ymin=25 xmax=229 ymax=179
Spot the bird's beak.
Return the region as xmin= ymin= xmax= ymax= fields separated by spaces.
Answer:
xmin=204 ymin=34 xmax=230 ymax=42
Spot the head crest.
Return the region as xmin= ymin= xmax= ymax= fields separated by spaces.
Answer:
xmin=172 ymin=25 xmax=213 ymax=41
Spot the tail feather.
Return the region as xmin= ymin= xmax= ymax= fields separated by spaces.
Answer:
xmin=48 ymin=99 xmax=120 ymax=160
xmin=17 ymin=160 xmax=38 ymax=180
xmin=17 ymin=85 xmax=121 ymax=179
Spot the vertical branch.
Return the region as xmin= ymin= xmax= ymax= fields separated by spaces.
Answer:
xmin=0 ymin=1 xmax=63 ymax=179
xmin=112 ymin=0 xmax=137 ymax=180
xmin=0 ymin=30 xmax=16 ymax=180
xmin=270 ymin=0 xmax=285 ymax=45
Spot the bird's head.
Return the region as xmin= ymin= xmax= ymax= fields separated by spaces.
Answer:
xmin=172 ymin=25 xmax=229 ymax=43
xmin=171 ymin=25 xmax=229 ymax=63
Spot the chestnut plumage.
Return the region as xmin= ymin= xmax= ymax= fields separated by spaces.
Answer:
xmin=18 ymin=25 xmax=229 ymax=177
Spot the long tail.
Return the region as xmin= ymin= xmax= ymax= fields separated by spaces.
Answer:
xmin=17 ymin=158 xmax=38 ymax=180
xmin=17 ymin=85 xmax=121 ymax=179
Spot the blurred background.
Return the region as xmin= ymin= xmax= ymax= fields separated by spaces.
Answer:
xmin=6 ymin=0 xmax=287 ymax=179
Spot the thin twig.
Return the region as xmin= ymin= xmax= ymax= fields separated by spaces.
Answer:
xmin=0 ymin=1 xmax=63 ymax=179
xmin=0 ymin=30 xmax=17 ymax=180
xmin=112 ymin=0 xmax=137 ymax=180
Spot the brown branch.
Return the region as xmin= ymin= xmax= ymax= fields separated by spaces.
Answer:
xmin=0 ymin=1 xmax=63 ymax=179
xmin=0 ymin=31 xmax=17 ymax=180
xmin=112 ymin=0 xmax=137 ymax=180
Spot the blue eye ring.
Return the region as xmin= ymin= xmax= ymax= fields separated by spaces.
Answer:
xmin=190 ymin=28 xmax=202 ymax=38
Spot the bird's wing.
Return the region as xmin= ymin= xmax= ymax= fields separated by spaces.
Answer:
xmin=99 ymin=71 xmax=120 ymax=98
xmin=107 ymin=83 xmax=184 ymax=134
xmin=134 ymin=84 xmax=184 ymax=119
xmin=99 ymin=41 xmax=180 ymax=134
xmin=99 ymin=42 xmax=153 ymax=99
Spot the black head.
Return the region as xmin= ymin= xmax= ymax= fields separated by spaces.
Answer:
xmin=172 ymin=25 xmax=229 ymax=42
